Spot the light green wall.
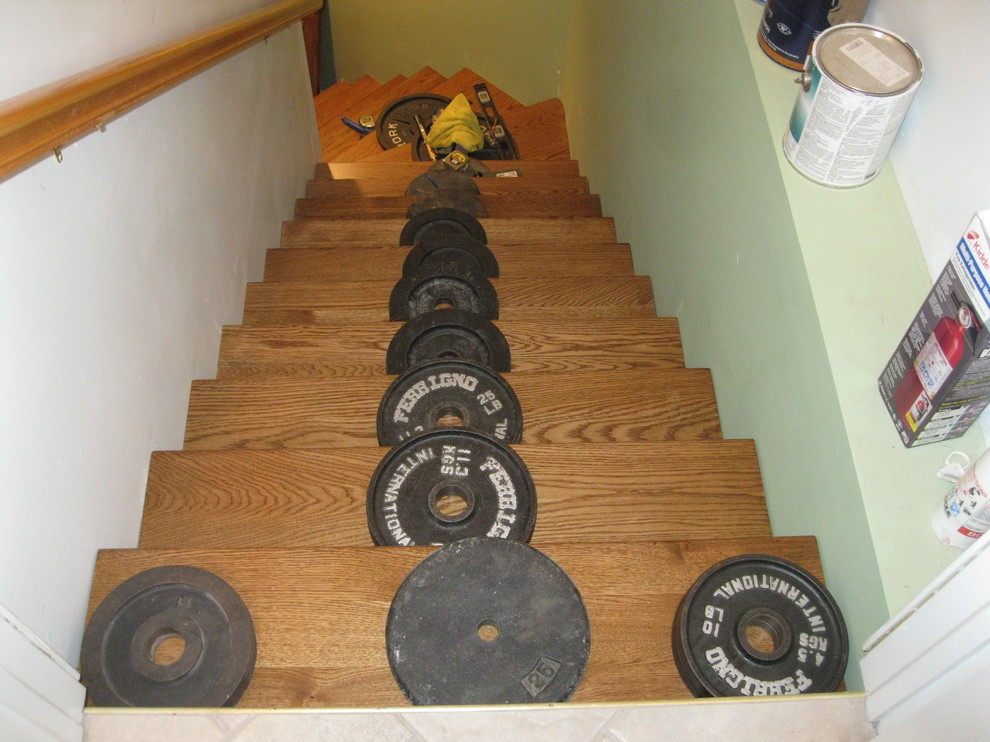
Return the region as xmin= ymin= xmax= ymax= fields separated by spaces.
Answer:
xmin=561 ymin=0 xmax=887 ymax=690
xmin=327 ymin=0 xmax=571 ymax=104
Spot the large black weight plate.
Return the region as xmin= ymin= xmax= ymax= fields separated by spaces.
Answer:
xmin=389 ymin=261 xmax=499 ymax=321
xmin=403 ymin=232 xmax=499 ymax=278
xmin=387 ymin=537 xmax=590 ymax=704
xmin=367 ymin=430 xmax=536 ymax=546
xmin=405 ymin=169 xmax=481 ymax=196
xmin=399 ymin=207 xmax=487 ymax=246
xmin=672 ymin=554 xmax=848 ymax=697
xmin=386 ymin=308 xmax=510 ymax=374
xmin=406 ymin=189 xmax=489 ymax=219
xmin=376 ymin=94 xmax=451 ymax=150
xmin=80 ymin=565 xmax=256 ymax=707
xmin=377 ymin=360 xmax=522 ymax=445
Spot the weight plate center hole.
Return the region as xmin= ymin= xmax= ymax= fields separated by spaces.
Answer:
xmin=737 ymin=607 xmax=792 ymax=663
xmin=430 ymin=484 xmax=475 ymax=524
xmin=434 ymin=297 xmax=455 ymax=310
xmin=150 ymin=630 xmax=186 ymax=666
xmin=434 ymin=404 xmax=466 ymax=428
xmin=477 ymin=621 xmax=500 ymax=642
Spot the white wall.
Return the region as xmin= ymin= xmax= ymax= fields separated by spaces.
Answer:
xmin=0 ymin=1 xmax=319 ymax=667
xmin=867 ymin=3 xmax=990 ymax=277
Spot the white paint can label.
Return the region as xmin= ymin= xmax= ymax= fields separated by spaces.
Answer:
xmin=783 ymin=24 xmax=923 ymax=188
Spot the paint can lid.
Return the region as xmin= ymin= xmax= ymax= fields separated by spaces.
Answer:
xmin=815 ymin=24 xmax=923 ymax=96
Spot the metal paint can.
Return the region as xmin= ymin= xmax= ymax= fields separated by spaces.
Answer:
xmin=759 ymin=0 xmax=869 ymax=70
xmin=783 ymin=24 xmax=923 ymax=188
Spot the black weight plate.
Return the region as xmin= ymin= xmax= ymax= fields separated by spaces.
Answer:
xmin=367 ymin=430 xmax=536 ymax=546
xmin=405 ymin=169 xmax=481 ymax=196
xmin=80 ymin=565 xmax=256 ymax=707
xmin=386 ymin=308 xmax=510 ymax=374
xmin=376 ymin=93 xmax=451 ymax=150
xmin=403 ymin=232 xmax=499 ymax=278
xmin=387 ymin=537 xmax=589 ymax=704
xmin=399 ymin=207 xmax=488 ymax=246
xmin=389 ymin=261 xmax=499 ymax=321
xmin=672 ymin=554 xmax=848 ymax=697
xmin=377 ymin=360 xmax=522 ymax=445
xmin=406 ymin=189 xmax=489 ymax=219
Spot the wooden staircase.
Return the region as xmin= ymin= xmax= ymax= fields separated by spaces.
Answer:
xmin=84 ymin=69 xmax=825 ymax=708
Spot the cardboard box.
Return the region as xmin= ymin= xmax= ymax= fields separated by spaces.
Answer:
xmin=879 ymin=211 xmax=990 ymax=447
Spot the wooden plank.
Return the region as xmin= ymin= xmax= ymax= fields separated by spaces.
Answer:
xmin=315 ymin=161 xmax=581 ymax=179
xmin=88 ymin=537 xmax=823 ymax=707
xmin=183 ymin=368 xmax=719 ymax=449
xmin=293 ymin=192 xmax=603 ymax=219
xmin=319 ymin=74 xmax=409 ymax=162
xmin=280 ymin=217 xmax=618 ymax=247
xmin=428 ymin=68 xmax=523 ymax=113
xmin=242 ymin=276 xmax=655 ymax=325
xmin=263 ymin=243 xmax=636 ymax=281
xmin=216 ymin=319 xmax=685 ymax=375
xmin=313 ymin=75 xmax=379 ymax=121
xmin=142 ymin=441 xmax=769 ymax=549
xmin=505 ymin=98 xmax=570 ymax=160
xmin=305 ymin=173 xmax=591 ymax=199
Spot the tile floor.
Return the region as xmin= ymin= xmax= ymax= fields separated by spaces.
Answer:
xmin=84 ymin=693 xmax=876 ymax=742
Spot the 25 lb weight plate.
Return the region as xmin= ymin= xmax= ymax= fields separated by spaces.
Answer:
xmin=387 ymin=537 xmax=590 ymax=704
xmin=80 ymin=565 xmax=256 ymax=707
xmin=406 ymin=189 xmax=488 ymax=219
xmin=672 ymin=554 xmax=848 ymax=697
xmin=389 ymin=261 xmax=499 ymax=321
xmin=367 ymin=429 xmax=536 ymax=546
xmin=377 ymin=360 xmax=522 ymax=445
xmin=399 ymin=207 xmax=488 ymax=246
xmin=386 ymin=308 xmax=511 ymax=374
xmin=403 ymin=232 xmax=500 ymax=278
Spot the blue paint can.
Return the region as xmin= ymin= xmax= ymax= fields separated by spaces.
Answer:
xmin=758 ymin=0 xmax=869 ymax=70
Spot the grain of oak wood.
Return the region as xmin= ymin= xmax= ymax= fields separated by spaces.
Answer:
xmin=183 ymin=368 xmax=720 ymax=449
xmin=241 ymin=276 xmax=655 ymax=325
xmin=87 ymin=537 xmax=822 ymax=707
xmin=215 ymin=319 xmax=686 ymax=376
xmin=280 ymin=217 xmax=618 ymax=248
xmin=305 ymin=173 xmax=591 ymax=199
xmin=141 ymin=441 xmax=769 ymax=549
xmin=293 ymin=193 xmax=603 ymax=219
xmin=315 ymin=160 xmax=581 ymax=180
xmin=263 ymin=243 xmax=637 ymax=281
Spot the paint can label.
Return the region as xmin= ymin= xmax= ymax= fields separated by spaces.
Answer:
xmin=783 ymin=25 xmax=923 ymax=187
xmin=758 ymin=0 xmax=868 ymax=70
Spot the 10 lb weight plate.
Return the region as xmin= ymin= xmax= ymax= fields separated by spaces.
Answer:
xmin=402 ymin=232 xmax=500 ymax=278
xmin=377 ymin=360 xmax=522 ymax=445
xmin=672 ymin=554 xmax=848 ymax=697
xmin=386 ymin=308 xmax=511 ymax=374
xmin=389 ymin=261 xmax=499 ymax=321
xmin=80 ymin=565 xmax=256 ymax=707
xmin=367 ymin=429 xmax=536 ymax=546
xmin=399 ymin=207 xmax=488 ymax=246
xmin=387 ymin=538 xmax=589 ymax=704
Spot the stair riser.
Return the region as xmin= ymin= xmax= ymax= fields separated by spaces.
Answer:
xmin=216 ymin=320 xmax=686 ymax=375
xmin=280 ymin=217 xmax=618 ymax=248
xmin=143 ymin=441 xmax=769 ymax=549
xmin=263 ymin=244 xmax=637 ymax=281
xmin=306 ymin=175 xmax=591 ymax=199
xmin=315 ymin=161 xmax=581 ymax=179
xmin=183 ymin=369 xmax=721 ymax=449
xmin=90 ymin=538 xmax=821 ymax=707
xmin=294 ymin=194 xmax=603 ymax=219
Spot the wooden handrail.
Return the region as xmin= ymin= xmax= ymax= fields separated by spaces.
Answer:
xmin=0 ymin=0 xmax=322 ymax=180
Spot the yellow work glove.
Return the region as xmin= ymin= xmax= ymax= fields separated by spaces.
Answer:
xmin=426 ymin=93 xmax=484 ymax=152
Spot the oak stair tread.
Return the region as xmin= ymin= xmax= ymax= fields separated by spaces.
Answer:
xmin=293 ymin=192 xmax=603 ymax=219
xmin=216 ymin=319 xmax=686 ymax=375
xmin=242 ymin=276 xmax=655 ymax=325
xmin=142 ymin=441 xmax=769 ymax=549
xmin=263 ymin=243 xmax=637 ymax=281
xmin=88 ymin=536 xmax=822 ymax=707
xmin=313 ymin=74 xmax=380 ymax=123
xmin=305 ymin=173 xmax=591 ymax=199
xmin=314 ymin=160 xmax=582 ymax=179
xmin=184 ymin=368 xmax=720 ymax=449
xmin=318 ymin=74 xmax=411 ymax=162
xmin=280 ymin=216 xmax=617 ymax=247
